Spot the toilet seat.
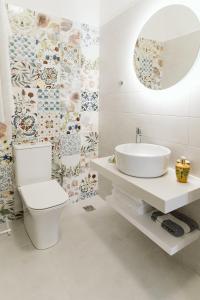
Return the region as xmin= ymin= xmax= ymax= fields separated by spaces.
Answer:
xmin=19 ymin=180 xmax=67 ymax=210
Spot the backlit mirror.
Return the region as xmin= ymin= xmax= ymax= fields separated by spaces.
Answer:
xmin=134 ymin=5 xmax=200 ymax=90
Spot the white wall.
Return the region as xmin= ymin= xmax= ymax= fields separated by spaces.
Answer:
xmin=7 ymin=0 xmax=100 ymax=26
xmin=100 ymin=0 xmax=138 ymax=26
xmin=100 ymin=0 xmax=200 ymax=274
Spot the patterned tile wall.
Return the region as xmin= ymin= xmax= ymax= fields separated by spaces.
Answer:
xmin=134 ymin=37 xmax=164 ymax=90
xmin=0 ymin=4 xmax=99 ymax=220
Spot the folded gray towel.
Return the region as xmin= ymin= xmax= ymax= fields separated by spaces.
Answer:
xmin=151 ymin=210 xmax=199 ymax=238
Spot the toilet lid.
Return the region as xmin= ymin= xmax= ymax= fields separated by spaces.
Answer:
xmin=19 ymin=180 xmax=68 ymax=210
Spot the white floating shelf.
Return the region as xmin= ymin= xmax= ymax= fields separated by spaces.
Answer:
xmin=92 ymin=157 xmax=200 ymax=213
xmin=106 ymin=196 xmax=200 ymax=255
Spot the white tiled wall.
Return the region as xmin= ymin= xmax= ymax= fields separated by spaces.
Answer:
xmin=99 ymin=1 xmax=200 ymax=274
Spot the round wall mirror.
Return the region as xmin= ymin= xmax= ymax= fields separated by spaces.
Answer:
xmin=134 ymin=5 xmax=200 ymax=90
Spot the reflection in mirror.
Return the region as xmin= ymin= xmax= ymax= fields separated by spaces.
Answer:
xmin=134 ymin=5 xmax=200 ymax=90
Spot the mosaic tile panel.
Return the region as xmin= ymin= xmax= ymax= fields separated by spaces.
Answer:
xmin=6 ymin=4 xmax=99 ymax=214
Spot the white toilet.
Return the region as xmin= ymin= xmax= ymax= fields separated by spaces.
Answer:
xmin=13 ymin=142 xmax=68 ymax=250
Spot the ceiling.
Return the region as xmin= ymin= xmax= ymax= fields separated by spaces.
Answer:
xmin=100 ymin=0 xmax=138 ymax=26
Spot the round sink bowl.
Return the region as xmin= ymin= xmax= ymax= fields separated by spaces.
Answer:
xmin=115 ymin=143 xmax=171 ymax=178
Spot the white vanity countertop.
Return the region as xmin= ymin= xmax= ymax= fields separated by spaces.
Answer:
xmin=91 ymin=157 xmax=200 ymax=213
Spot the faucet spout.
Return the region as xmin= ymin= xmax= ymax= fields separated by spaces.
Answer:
xmin=136 ymin=127 xmax=142 ymax=143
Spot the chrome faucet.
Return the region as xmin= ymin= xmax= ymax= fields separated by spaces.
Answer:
xmin=136 ymin=127 xmax=142 ymax=143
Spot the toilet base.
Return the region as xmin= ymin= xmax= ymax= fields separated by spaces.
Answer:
xmin=23 ymin=202 xmax=66 ymax=250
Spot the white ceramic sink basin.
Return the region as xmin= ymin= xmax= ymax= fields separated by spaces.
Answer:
xmin=115 ymin=143 xmax=171 ymax=178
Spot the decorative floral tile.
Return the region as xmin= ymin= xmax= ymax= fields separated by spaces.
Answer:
xmin=60 ymin=43 xmax=81 ymax=86
xmin=13 ymin=88 xmax=38 ymax=112
xmin=36 ymin=13 xmax=60 ymax=42
xmin=79 ymin=172 xmax=98 ymax=200
xmin=81 ymin=56 xmax=99 ymax=73
xmin=9 ymin=34 xmax=37 ymax=63
xmin=81 ymin=132 xmax=99 ymax=155
xmin=8 ymin=5 xmax=37 ymax=35
xmin=60 ymin=112 xmax=81 ymax=134
xmin=60 ymin=65 xmax=80 ymax=86
xmin=80 ymin=151 xmax=98 ymax=173
xmin=81 ymin=112 xmax=98 ymax=133
xmin=81 ymin=71 xmax=99 ymax=91
xmin=61 ymin=43 xmax=81 ymax=68
xmin=0 ymin=165 xmax=13 ymax=192
xmin=37 ymin=66 xmax=60 ymax=89
xmin=0 ymin=140 xmax=13 ymax=166
xmin=12 ymin=114 xmax=38 ymax=143
xmin=38 ymin=99 xmax=60 ymax=113
xmin=60 ymin=18 xmax=73 ymax=33
xmin=37 ymin=89 xmax=60 ymax=99
xmin=0 ymin=190 xmax=15 ymax=221
xmin=52 ymin=138 xmax=61 ymax=161
xmin=11 ymin=60 xmax=39 ymax=88
xmin=60 ymin=88 xmax=81 ymax=113
xmin=81 ymin=90 xmax=99 ymax=111
xmin=38 ymin=112 xmax=60 ymax=142
xmin=36 ymin=37 xmax=60 ymax=66
xmin=12 ymin=88 xmax=38 ymax=142
xmin=61 ymin=133 xmax=81 ymax=156
xmin=81 ymin=24 xmax=99 ymax=48
xmin=62 ymin=177 xmax=80 ymax=204
xmin=60 ymin=154 xmax=82 ymax=179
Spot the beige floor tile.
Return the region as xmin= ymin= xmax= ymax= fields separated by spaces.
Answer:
xmin=0 ymin=196 xmax=200 ymax=300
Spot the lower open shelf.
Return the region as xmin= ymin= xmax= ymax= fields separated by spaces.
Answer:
xmin=106 ymin=196 xmax=200 ymax=256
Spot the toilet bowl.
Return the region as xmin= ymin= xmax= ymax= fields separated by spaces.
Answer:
xmin=13 ymin=143 xmax=68 ymax=250
xmin=19 ymin=180 xmax=67 ymax=249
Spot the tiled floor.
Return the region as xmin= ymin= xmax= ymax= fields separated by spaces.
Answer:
xmin=1 ymin=196 xmax=200 ymax=300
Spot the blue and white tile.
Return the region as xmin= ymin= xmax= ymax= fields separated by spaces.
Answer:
xmin=81 ymin=90 xmax=99 ymax=112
